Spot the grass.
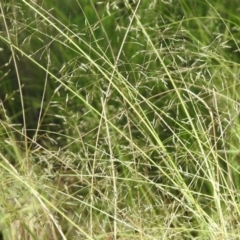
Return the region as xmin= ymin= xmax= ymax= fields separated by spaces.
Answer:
xmin=1 ymin=0 xmax=240 ymax=239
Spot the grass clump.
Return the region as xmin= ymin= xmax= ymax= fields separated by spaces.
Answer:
xmin=1 ymin=0 xmax=240 ymax=239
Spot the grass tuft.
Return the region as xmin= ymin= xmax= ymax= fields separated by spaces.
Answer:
xmin=1 ymin=0 xmax=240 ymax=239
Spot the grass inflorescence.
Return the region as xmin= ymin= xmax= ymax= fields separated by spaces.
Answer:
xmin=1 ymin=0 xmax=240 ymax=239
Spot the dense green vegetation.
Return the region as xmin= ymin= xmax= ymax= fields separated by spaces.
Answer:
xmin=1 ymin=0 xmax=240 ymax=239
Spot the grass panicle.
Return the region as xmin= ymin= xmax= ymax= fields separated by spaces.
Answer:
xmin=0 ymin=0 xmax=240 ymax=239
